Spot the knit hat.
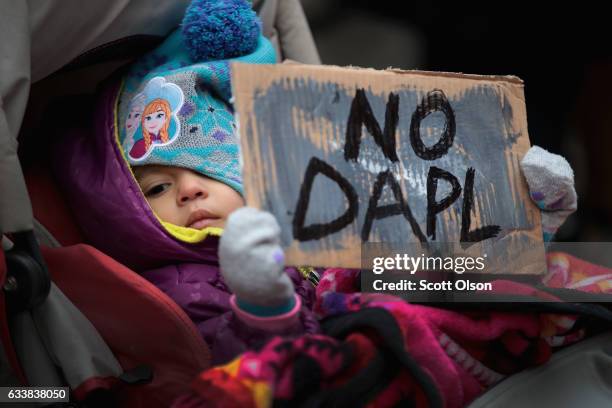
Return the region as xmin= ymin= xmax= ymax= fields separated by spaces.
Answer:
xmin=118 ymin=0 xmax=276 ymax=195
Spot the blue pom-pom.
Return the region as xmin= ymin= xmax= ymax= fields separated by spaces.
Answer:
xmin=181 ymin=0 xmax=260 ymax=62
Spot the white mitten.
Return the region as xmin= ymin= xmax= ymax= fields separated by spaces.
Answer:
xmin=219 ymin=207 xmax=295 ymax=308
xmin=521 ymin=146 xmax=578 ymax=241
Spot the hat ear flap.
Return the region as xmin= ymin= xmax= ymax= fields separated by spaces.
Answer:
xmin=181 ymin=0 xmax=260 ymax=62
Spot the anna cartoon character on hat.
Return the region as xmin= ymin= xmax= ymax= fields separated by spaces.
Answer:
xmin=127 ymin=77 xmax=184 ymax=160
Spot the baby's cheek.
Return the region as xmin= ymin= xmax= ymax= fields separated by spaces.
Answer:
xmin=148 ymin=198 xmax=182 ymax=225
xmin=225 ymin=201 xmax=245 ymax=219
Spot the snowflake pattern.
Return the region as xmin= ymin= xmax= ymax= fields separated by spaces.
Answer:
xmin=186 ymin=71 xmax=235 ymax=139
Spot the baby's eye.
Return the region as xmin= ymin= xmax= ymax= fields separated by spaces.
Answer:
xmin=144 ymin=183 xmax=171 ymax=197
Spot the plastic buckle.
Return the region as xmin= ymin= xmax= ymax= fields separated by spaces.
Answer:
xmin=3 ymin=231 xmax=51 ymax=312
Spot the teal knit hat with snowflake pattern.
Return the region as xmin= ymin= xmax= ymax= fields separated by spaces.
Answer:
xmin=118 ymin=0 xmax=276 ymax=195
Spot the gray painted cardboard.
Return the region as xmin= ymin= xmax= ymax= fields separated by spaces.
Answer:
xmin=232 ymin=63 xmax=544 ymax=273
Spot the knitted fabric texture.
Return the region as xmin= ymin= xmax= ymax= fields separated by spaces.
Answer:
xmin=181 ymin=0 xmax=260 ymax=61
xmin=118 ymin=29 xmax=275 ymax=195
xmin=520 ymin=146 xmax=577 ymax=241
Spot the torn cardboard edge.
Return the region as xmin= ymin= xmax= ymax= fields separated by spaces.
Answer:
xmin=281 ymin=59 xmax=524 ymax=85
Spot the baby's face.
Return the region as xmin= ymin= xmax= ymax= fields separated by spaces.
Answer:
xmin=134 ymin=165 xmax=244 ymax=229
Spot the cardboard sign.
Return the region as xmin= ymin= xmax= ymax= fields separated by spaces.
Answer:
xmin=232 ymin=63 xmax=544 ymax=272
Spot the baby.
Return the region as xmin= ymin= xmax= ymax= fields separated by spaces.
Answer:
xmin=53 ymin=0 xmax=577 ymax=367
xmin=53 ymin=0 xmax=319 ymax=365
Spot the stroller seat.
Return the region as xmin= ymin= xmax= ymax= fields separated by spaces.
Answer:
xmin=20 ymin=164 xmax=211 ymax=407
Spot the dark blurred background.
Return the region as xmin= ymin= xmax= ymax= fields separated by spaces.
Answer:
xmin=301 ymin=1 xmax=612 ymax=241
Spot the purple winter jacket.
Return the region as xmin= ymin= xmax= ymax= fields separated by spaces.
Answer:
xmin=52 ymin=79 xmax=320 ymax=365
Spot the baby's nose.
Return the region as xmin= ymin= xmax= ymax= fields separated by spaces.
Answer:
xmin=179 ymin=180 xmax=208 ymax=203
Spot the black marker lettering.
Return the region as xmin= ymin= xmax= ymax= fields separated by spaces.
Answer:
xmin=293 ymin=157 xmax=359 ymax=241
xmin=461 ymin=167 xmax=501 ymax=244
xmin=410 ymin=89 xmax=456 ymax=160
xmin=345 ymin=89 xmax=399 ymax=162
xmin=427 ymin=166 xmax=462 ymax=240
xmin=362 ymin=170 xmax=427 ymax=243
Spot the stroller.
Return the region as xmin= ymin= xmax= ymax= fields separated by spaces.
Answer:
xmin=0 ymin=1 xmax=319 ymax=406
xmin=4 ymin=1 xmax=612 ymax=407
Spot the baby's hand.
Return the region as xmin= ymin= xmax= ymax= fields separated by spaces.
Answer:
xmin=521 ymin=146 xmax=577 ymax=241
xmin=219 ymin=207 xmax=295 ymax=308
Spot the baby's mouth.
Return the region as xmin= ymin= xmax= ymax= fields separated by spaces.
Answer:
xmin=186 ymin=209 xmax=220 ymax=229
